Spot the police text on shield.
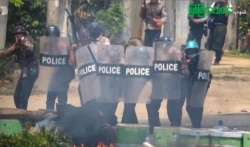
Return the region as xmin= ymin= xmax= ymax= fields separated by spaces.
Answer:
xmin=40 ymin=54 xmax=69 ymax=66
xmin=153 ymin=61 xmax=181 ymax=73
xmin=78 ymin=63 xmax=96 ymax=79
xmin=125 ymin=65 xmax=151 ymax=77
xmin=98 ymin=64 xmax=122 ymax=76
xmin=196 ymin=70 xmax=210 ymax=81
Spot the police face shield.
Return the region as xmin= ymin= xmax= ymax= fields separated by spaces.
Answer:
xmin=187 ymin=50 xmax=214 ymax=107
xmin=76 ymin=45 xmax=100 ymax=104
xmin=123 ymin=46 xmax=154 ymax=103
xmin=37 ymin=36 xmax=70 ymax=92
xmin=151 ymin=40 xmax=182 ymax=100
xmin=185 ymin=48 xmax=199 ymax=60
xmin=96 ymin=44 xmax=124 ymax=102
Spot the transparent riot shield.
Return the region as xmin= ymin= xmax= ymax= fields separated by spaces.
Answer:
xmin=76 ymin=44 xmax=100 ymax=104
xmin=37 ymin=36 xmax=70 ymax=92
xmin=96 ymin=44 xmax=125 ymax=102
xmin=123 ymin=46 xmax=154 ymax=103
xmin=187 ymin=50 xmax=214 ymax=107
xmin=151 ymin=41 xmax=182 ymax=100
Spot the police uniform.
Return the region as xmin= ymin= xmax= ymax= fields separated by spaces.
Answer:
xmin=206 ymin=0 xmax=232 ymax=64
xmin=84 ymin=22 xmax=118 ymax=126
xmin=170 ymin=40 xmax=212 ymax=128
xmin=0 ymin=25 xmax=38 ymax=109
xmin=187 ymin=0 xmax=207 ymax=49
xmin=140 ymin=0 xmax=167 ymax=47
xmin=45 ymin=25 xmax=75 ymax=110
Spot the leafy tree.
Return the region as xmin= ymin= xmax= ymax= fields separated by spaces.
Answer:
xmin=0 ymin=0 xmax=47 ymax=80
xmin=238 ymin=0 xmax=250 ymax=38
xmin=70 ymin=0 xmax=124 ymax=43
xmin=7 ymin=0 xmax=47 ymax=44
xmin=95 ymin=2 xmax=124 ymax=43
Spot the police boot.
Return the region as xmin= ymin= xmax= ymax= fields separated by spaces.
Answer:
xmin=192 ymin=107 xmax=204 ymax=128
xmin=186 ymin=105 xmax=196 ymax=127
xmin=122 ymin=103 xmax=138 ymax=124
xmin=167 ymin=100 xmax=181 ymax=127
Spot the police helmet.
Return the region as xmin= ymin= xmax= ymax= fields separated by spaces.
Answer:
xmin=13 ymin=25 xmax=27 ymax=35
xmin=88 ymin=22 xmax=103 ymax=39
xmin=45 ymin=25 xmax=60 ymax=37
xmin=185 ymin=40 xmax=199 ymax=49
xmin=185 ymin=40 xmax=199 ymax=59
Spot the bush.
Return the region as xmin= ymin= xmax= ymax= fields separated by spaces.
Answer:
xmin=0 ymin=122 xmax=72 ymax=147
xmin=0 ymin=56 xmax=16 ymax=81
xmin=95 ymin=2 xmax=125 ymax=43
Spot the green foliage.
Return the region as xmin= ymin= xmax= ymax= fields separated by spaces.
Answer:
xmin=7 ymin=0 xmax=47 ymax=44
xmin=9 ymin=0 xmax=24 ymax=7
xmin=95 ymin=2 xmax=125 ymax=43
xmin=70 ymin=0 xmax=124 ymax=43
xmin=0 ymin=56 xmax=16 ymax=81
xmin=71 ymin=0 xmax=112 ymax=31
xmin=238 ymin=0 xmax=250 ymax=38
xmin=0 ymin=123 xmax=72 ymax=147
xmin=0 ymin=0 xmax=47 ymax=80
xmin=225 ymin=49 xmax=250 ymax=58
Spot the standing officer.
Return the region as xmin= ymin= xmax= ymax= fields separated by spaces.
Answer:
xmin=88 ymin=22 xmax=118 ymax=126
xmin=139 ymin=0 xmax=167 ymax=143
xmin=69 ymin=28 xmax=91 ymax=105
xmin=45 ymin=25 xmax=75 ymax=111
xmin=187 ymin=0 xmax=208 ymax=49
xmin=178 ymin=40 xmax=213 ymax=128
xmin=0 ymin=25 xmax=38 ymax=110
xmin=144 ymin=36 xmax=181 ymax=146
xmin=71 ymin=22 xmax=118 ymax=126
xmin=206 ymin=0 xmax=233 ymax=64
xmin=140 ymin=0 xmax=167 ymax=47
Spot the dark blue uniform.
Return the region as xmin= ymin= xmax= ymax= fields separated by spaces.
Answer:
xmin=0 ymin=35 xmax=38 ymax=110
xmin=187 ymin=1 xmax=207 ymax=49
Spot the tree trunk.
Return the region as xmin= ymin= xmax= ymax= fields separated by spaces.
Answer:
xmin=0 ymin=0 xmax=9 ymax=49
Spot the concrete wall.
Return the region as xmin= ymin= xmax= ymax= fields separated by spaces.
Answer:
xmin=0 ymin=0 xmax=9 ymax=49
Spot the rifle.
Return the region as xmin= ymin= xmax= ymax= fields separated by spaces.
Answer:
xmin=65 ymin=8 xmax=79 ymax=46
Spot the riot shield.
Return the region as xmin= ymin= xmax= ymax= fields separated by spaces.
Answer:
xmin=123 ymin=46 xmax=154 ymax=103
xmin=37 ymin=36 xmax=70 ymax=92
xmin=96 ymin=44 xmax=124 ymax=102
xmin=187 ymin=50 xmax=214 ymax=107
xmin=151 ymin=41 xmax=182 ymax=100
xmin=76 ymin=44 xmax=100 ymax=104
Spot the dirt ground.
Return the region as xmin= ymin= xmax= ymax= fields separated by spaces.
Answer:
xmin=1 ymin=56 xmax=250 ymax=125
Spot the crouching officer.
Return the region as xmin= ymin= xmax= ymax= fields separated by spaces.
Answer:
xmin=0 ymin=25 xmax=39 ymax=110
xmin=180 ymin=40 xmax=213 ymax=128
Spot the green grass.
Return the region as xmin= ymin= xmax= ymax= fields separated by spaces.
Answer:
xmin=211 ymin=67 xmax=250 ymax=81
xmin=224 ymin=50 xmax=250 ymax=59
xmin=211 ymin=67 xmax=250 ymax=74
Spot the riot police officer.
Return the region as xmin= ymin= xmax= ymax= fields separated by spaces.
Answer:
xmin=0 ymin=25 xmax=38 ymax=110
xmin=45 ymin=25 xmax=75 ymax=111
xmin=89 ymin=22 xmax=117 ymax=126
xmin=144 ymin=36 xmax=182 ymax=146
xmin=177 ymin=40 xmax=212 ymax=128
